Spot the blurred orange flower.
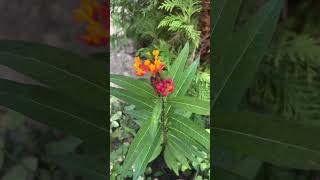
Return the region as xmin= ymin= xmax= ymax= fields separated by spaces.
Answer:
xmin=73 ymin=0 xmax=109 ymax=47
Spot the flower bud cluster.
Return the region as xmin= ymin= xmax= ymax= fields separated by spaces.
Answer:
xmin=151 ymin=76 xmax=174 ymax=96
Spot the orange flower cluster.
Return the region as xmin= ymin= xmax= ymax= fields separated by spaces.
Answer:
xmin=133 ymin=50 xmax=165 ymax=76
xmin=133 ymin=50 xmax=174 ymax=96
xmin=73 ymin=0 xmax=109 ymax=47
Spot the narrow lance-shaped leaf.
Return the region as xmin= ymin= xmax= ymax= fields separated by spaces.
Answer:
xmin=110 ymin=74 xmax=156 ymax=98
xmin=168 ymin=113 xmax=210 ymax=151
xmin=212 ymin=0 xmax=242 ymax=60
xmin=214 ymin=111 xmax=320 ymax=169
xmin=0 ymin=79 xmax=106 ymax=153
xmin=172 ymin=57 xmax=200 ymax=97
xmin=49 ymin=155 xmax=107 ymax=180
xmin=167 ymin=96 xmax=209 ymax=115
xmin=164 ymin=147 xmax=180 ymax=175
xmin=121 ymin=99 xmax=162 ymax=177
xmin=214 ymin=148 xmax=263 ymax=179
xmin=133 ymin=127 xmax=161 ymax=179
xmin=110 ymin=87 xmax=155 ymax=111
xmin=169 ymin=42 xmax=190 ymax=85
xmin=0 ymin=40 xmax=107 ymax=110
xmin=213 ymin=0 xmax=282 ymax=111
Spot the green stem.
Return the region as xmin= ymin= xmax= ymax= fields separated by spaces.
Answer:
xmin=161 ymin=97 xmax=168 ymax=146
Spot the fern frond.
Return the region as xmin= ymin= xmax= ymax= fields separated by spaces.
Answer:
xmin=158 ymin=0 xmax=202 ymax=46
xmin=158 ymin=0 xmax=187 ymax=12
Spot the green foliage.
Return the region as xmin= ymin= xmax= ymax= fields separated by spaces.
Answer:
xmin=111 ymin=42 xmax=209 ymax=179
xmin=213 ymin=0 xmax=288 ymax=179
xmin=189 ymin=71 xmax=210 ymax=101
xmin=111 ymin=0 xmax=202 ymax=56
xmin=247 ymin=29 xmax=320 ymax=122
xmin=0 ymin=40 xmax=106 ymax=178
xmin=158 ymin=0 xmax=201 ymax=46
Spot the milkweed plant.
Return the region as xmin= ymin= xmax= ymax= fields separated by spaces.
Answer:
xmin=110 ymin=42 xmax=210 ymax=179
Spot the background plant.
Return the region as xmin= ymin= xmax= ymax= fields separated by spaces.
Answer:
xmin=214 ymin=0 xmax=320 ymax=179
xmin=111 ymin=0 xmax=205 ymax=59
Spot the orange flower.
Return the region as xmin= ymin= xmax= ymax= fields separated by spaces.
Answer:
xmin=144 ymin=59 xmax=151 ymax=66
xmin=73 ymin=0 xmax=109 ymax=47
xmin=132 ymin=50 xmax=165 ymax=76
xmin=152 ymin=50 xmax=159 ymax=57
xmin=135 ymin=68 xmax=146 ymax=76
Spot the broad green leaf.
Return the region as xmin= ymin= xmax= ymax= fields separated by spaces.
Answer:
xmin=171 ymin=57 xmax=200 ymax=97
xmin=169 ymin=42 xmax=189 ymax=85
xmin=167 ymin=96 xmax=209 ymax=115
xmin=214 ymin=111 xmax=320 ymax=169
xmin=49 ymin=154 xmax=107 ymax=180
xmin=0 ymin=40 xmax=107 ymax=110
xmin=213 ymin=0 xmax=282 ymax=111
xmin=110 ymin=74 xmax=156 ymax=98
xmin=169 ymin=114 xmax=209 ymax=151
xmin=0 ymin=79 xmax=107 ymax=153
xmin=110 ymin=87 xmax=155 ymax=111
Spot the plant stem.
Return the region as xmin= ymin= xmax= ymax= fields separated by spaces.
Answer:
xmin=161 ymin=96 xmax=168 ymax=146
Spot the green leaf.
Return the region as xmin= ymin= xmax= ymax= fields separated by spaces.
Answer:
xmin=213 ymin=0 xmax=282 ymax=111
xmin=149 ymin=100 xmax=162 ymax=138
xmin=168 ymin=134 xmax=197 ymax=162
xmin=214 ymin=111 xmax=320 ymax=169
xmin=169 ymin=42 xmax=189 ymax=85
xmin=110 ymin=87 xmax=155 ymax=111
xmin=121 ymin=101 xmax=162 ymax=178
xmin=214 ymin=148 xmax=262 ymax=179
xmin=0 ymin=40 xmax=107 ymax=110
xmin=133 ymin=127 xmax=161 ymax=179
xmin=168 ymin=114 xmax=209 ymax=151
xmin=164 ymin=147 xmax=180 ymax=175
xmin=149 ymin=134 xmax=162 ymax=162
xmin=167 ymin=140 xmax=190 ymax=169
xmin=49 ymin=154 xmax=107 ymax=180
xmin=214 ymin=167 xmax=249 ymax=180
xmin=171 ymin=57 xmax=199 ymax=97
xmin=168 ymin=132 xmax=205 ymax=160
xmin=212 ymin=0 xmax=242 ymax=60
xmin=0 ymin=79 xmax=107 ymax=153
xmin=110 ymin=74 xmax=156 ymax=98
xmin=167 ymin=96 xmax=209 ymax=115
